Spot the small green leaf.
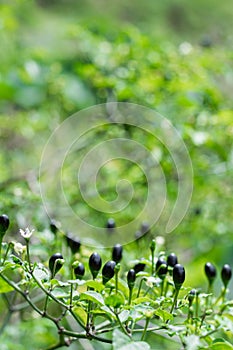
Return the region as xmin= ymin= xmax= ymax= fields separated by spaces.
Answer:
xmin=117 ymin=279 xmax=129 ymax=295
xmin=223 ymin=313 xmax=233 ymax=322
xmin=68 ymin=279 xmax=85 ymax=286
xmin=79 ymin=291 xmax=104 ymax=305
xmin=73 ymin=306 xmax=87 ymax=325
xmin=118 ymin=309 xmax=130 ymax=323
xmin=184 ymin=335 xmax=201 ymax=350
xmin=0 ymin=278 xmax=14 ymax=293
xmin=155 ymin=308 xmax=173 ymax=322
xmin=85 ymin=280 xmax=104 ymax=292
xmin=119 ymin=342 xmax=151 ymax=350
xmin=112 ymin=329 xmax=130 ymax=349
xmin=133 ymin=297 xmax=152 ymax=304
xmin=210 ymin=339 xmax=233 ymax=350
xmin=101 ymin=305 xmax=116 ymax=320
xmin=105 ymin=293 xmax=125 ymax=308
xmin=213 ymin=338 xmax=229 ymax=343
xmin=33 ymin=264 xmax=49 ymax=283
xmin=112 ymin=329 xmax=151 ymax=350
xmin=52 ymin=288 xmax=69 ymax=299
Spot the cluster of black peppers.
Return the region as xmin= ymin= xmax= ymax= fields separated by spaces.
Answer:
xmin=1 ymin=214 xmax=232 ymax=306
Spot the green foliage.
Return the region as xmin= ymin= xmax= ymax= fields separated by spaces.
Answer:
xmin=0 ymin=229 xmax=232 ymax=349
xmin=0 ymin=1 xmax=233 ymax=349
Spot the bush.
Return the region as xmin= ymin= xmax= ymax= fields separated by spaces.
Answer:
xmin=0 ymin=216 xmax=232 ymax=349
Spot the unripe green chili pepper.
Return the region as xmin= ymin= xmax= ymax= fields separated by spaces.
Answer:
xmin=150 ymin=239 xmax=156 ymax=252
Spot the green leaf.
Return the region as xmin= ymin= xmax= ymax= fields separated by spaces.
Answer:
xmin=184 ymin=335 xmax=201 ymax=350
xmin=105 ymin=293 xmax=125 ymax=308
xmin=112 ymin=329 xmax=151 ymax=350
xmin=79 ymin=291 xmax=104 ymax=305
xmin=117 ymin=279 xmax=129 ymax=296
xmin=100 ymin=305 xmax=116 ymax=320
xmin=112 ymin=329 xmax=130 ymax=349
xmin=68 ymin=279 xmax=85 ymax=286
xmin=154 ymin=308 xmax=173 ymax=322
xmin=51 ymin=288 xmax=69 ymax=299
xmin=85 ymin=280 xmax=104 ymax=292
xmin=210 ymin=339 xmax=233 ymax=350
xmin=118 ymin=310 xmax=130 ymax=323
xmin=73 ymin=306 xmax=87 ymax=325
xmin=133 ymin=297 xmax=152 ymax=304
xmin=33 ymin=263 xmax=49 ymax=283
xmin=223 ymin=313 xmax=233 ymax=322
xmin=0 ymin=278 xmax=14 ymax=293
xmin=119 ymin=342 xmax=151 ymax=350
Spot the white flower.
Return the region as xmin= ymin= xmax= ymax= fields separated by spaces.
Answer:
xmin=20 ymin=227 xmax=34 ymax=240
xmin=13 ymin=242 xmax=26 ymax=255
xmin=156 ymin=236 xmax=165 ymax=246
xmin=179 ymin=41 xmax=193 ymax=55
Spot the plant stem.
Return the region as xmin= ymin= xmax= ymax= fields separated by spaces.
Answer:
xmin=115 ymin=269 xmax=119 ymax=294
xmin=115 ymin=313 xmax=131 ymax=338
xmin=86 ymin=300 xmax=92 ymax=334
xmin=43 ymin=289 xmax=51 ymax=315
xmin=195 ymin=292 xmax=199 ymax=334
xmin=141 ymin=317 xmax=150 ymax=341
xmin=160 ymin=279 xmax=165 ymax=296
xmin=170 ymin=288 xmax=179 ymax=314
xmin=128 ymin=287 xmax=133 ymax=305
xmin=164 ymin=280 xmax=169 ymax=297
xmin=26 ymin=241 xmax=32 ymax=270
xmin=0 ymin=310 xmax=12 ymax=335
xmin=151 ymin=250 xmax=155 ymax=276
xmin=12 ymin=294 xmax=45 ymax=312
xmin=0 ymin=237 xmax=3 ymax=265
xmin=214 ymin=287 xmax=226 ymax=307
xmin=69 ymin=309 xmax=86 ymax=330
xmin=61 ymin=329 xmax=113 ymax=344
xmin=137 ymin=278 xmax=144 ymax=298
xmin=70 ymin=283 xmax=74 ymax=309
xmin=2 ymin=242 xmax=12 ymax=265
xmin=31 ymin=272 xmax=67 ymax=308
xmin=0 ymin=272 xmax=44 ymax=317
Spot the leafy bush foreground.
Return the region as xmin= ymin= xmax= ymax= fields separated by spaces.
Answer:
xmin=0 ymin=215 xmax=233 ymax=350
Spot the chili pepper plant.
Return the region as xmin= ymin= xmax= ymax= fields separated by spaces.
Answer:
xmin=0 ymin=214 xmax=232 ymax=350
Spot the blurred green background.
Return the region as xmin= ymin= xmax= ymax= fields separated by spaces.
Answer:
xmin=0 ymin=0 xmax=233 ymax=348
